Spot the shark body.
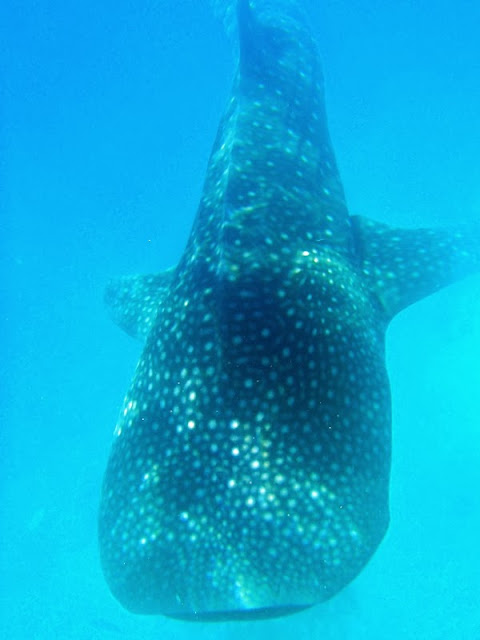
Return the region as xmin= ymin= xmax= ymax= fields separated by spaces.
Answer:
xmin=99 ymin=0 xmax=479 ymax=621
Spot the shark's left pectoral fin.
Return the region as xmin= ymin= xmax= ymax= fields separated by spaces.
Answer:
xmin=351 ymin=215 xmax=480 ymax=319
xmin=104 ymin=268 xmax=175 ymax=340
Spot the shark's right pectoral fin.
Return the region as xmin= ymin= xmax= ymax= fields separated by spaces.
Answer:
xmin=351 ymin=215 xmax=480 ymax=320
xmin=104 ymin=268 xmax=176 ymax=341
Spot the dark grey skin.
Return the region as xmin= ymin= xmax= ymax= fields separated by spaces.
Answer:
xmin=99 ymin=0 xmax=479 ymax=621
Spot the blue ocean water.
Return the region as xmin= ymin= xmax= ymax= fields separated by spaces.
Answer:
xmin=1 ymin=0 xmax=479 ymax=638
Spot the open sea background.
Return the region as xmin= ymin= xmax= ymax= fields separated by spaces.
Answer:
xmin=2 ymin=0 xmax=479 ymax=638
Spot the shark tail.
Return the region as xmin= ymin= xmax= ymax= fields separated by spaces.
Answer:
xmin=209 ymin=0 xmax=306 ymax=39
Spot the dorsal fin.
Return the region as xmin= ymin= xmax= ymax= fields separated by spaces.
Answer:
xmin=351 ymin=215 xmax=480 ymax=319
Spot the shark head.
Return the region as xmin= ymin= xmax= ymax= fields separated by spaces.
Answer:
xmin=98 ymin=0 xmax=479 ymax=621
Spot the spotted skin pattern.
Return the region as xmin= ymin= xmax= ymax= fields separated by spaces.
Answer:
xmin=99 ymin=0 xmax=479 ymax=621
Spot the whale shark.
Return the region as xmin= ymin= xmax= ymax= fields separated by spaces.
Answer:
xmin=99 ymin=0 xmax=479 ymax=621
